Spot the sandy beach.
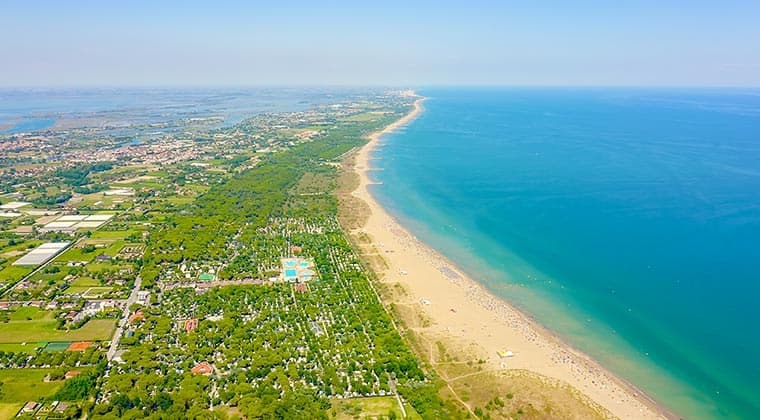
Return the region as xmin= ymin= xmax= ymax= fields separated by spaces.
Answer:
xmin=348 ymin=95 xmax=672 ymax=419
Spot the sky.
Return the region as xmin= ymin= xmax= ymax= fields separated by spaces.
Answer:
xmin=1 ymin=1 xmax=759 ymax=87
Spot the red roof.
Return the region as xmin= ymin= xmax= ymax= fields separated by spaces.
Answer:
xmin=184 ymin=318 xmax=199 ymax=332
xmin=191 ymin=361 xmax=213 ymax=375
xmin=129 ymin=310 xmax=144 ymax=323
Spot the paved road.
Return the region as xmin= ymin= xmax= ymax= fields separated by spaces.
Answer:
xmin=106 ymin=275 xmax=141 ymax=361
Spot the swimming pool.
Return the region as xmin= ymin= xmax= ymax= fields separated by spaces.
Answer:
xmin=284 ymin=269 xmax=297 ymax=277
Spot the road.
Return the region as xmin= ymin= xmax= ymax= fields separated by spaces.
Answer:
xmin=106 ymin=275 xmax=141 ymax=361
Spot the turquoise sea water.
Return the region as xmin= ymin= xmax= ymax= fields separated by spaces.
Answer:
xmin=371 ymin=88 xmax=760 ymax=419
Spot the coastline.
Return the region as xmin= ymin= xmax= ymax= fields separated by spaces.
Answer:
xmin=348 ymin=95 xmax=673 ymax=419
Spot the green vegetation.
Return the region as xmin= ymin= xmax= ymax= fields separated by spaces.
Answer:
xmin=0 ymin=343 xmax=43 ymax=354
xmin=53 ymin=371 xmax=99 ymax=401
xmin=0 ymin=319 xmax=115 ymax=343
xmin=332 ymin=396 xmax=420 ymax=419
xmin=0 ymin=93 xmax=456 ymax=418
xmin=0 ymin=369 xmax=64 ymax=403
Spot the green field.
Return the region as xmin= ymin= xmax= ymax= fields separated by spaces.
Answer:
xmin=0 ymin=319 xmax=116 ymax=343
xmin=331 ymin=396 xmax=421 ymax=419
xmin=0 ymin=369 xmax=64 ymax=403
xmin=0 ymin=343 xmax=44 ymax=353
xmin=70 ymin=277 xmax=100 ymax=287
xmin=8 ymin=306 xmax=54 ymax=321
xmin=0 ymin=264 xmax=33 ymax=284
xmin=0 ymin=403 xmax=22 ymax=419
xmin=56 ymin=247 xmax=98 ymax=263
xmin=91 ymin=230 xmax=137 ymax=240
xmin=86 ymin=262 xmax=131 ymax=273
xmin=62 ymin=286 xmax=91 ymax=295
xmin=28 ymin=267 xmax=69 ymax=285
xmin=167 ymin=196 xmax=195 ymax=205
xmin=64 ymin=286 xmax=113 ymax=297
xmin=103 ymin=241 xmax=125 ymax=256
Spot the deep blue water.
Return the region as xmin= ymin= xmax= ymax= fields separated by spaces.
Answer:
xmin=372 ymin=88 xmax=760 ymax=419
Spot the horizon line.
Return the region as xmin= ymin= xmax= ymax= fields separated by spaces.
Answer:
xmin=1 ymin=83 xmax=760 ymax=90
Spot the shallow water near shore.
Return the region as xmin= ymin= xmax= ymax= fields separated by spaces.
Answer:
xmin=370 ymin=88 xmax=760 ymax=419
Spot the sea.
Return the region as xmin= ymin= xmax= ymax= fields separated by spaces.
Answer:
xmin=371 ymin=88 xmax=760 ymax=419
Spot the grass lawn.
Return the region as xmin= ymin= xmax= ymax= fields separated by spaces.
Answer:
xmin=56 ymin=247 xmax=98 ymax=263
xmin=86 ymin=262 xmax=131 ymax=274
xmin=0 ymin=240 xmax=43 ymax=255
xmin=64 ymin=286 xmax=113 ymax=297
xmin=8 ymin=306 xmax=54 ymax=321
xmin=0 ymin=343 xmax=43 ymax=353
xmin=331 ymin=396 xmax=417 ymax=419
xmin=0 ymin=403 xmax=23 ymax=419
xmin=83 ymin=286 xmax=113 ymax=295
xmin=29 ymin=267 xmax=70 ymax=284
xmin=91 ymin=230 xmax=136 ymax=240
xmin=62 ymin=286 xmax=91 ymax=295
xmin=0 ymin=319 xmax=116 ymax=343
xmin=0 ymin=265 xmax=33 ymax=284
xmin=167 ymin=196 xmax=195 ymax=205
xmin=103 ymin=240 xmax=125 ymax=256
xmin=70 ymin=276 xmax=101 ymax=287
xmin=0 ymin=369 xmax=64 ymax=403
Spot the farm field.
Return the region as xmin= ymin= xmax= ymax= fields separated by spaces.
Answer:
xmin=331 ymin=396 xmax=421 ymax=419
xmin=0 ymin=319 xmax=116 ymax=343
xmin=0 ymin=343 xmax=44 ymax=353
xmin=0 ymin=369 xmax=64 ymax=403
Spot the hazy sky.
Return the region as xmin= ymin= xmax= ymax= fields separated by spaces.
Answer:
xmin=2 ymin=1 xmax=759 ymax=87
